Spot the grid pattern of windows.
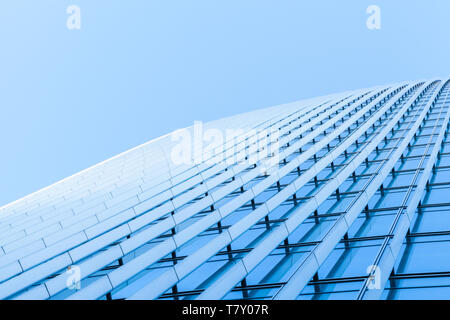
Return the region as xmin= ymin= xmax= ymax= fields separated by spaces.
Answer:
xmin=0 ymin=79 xmax=449 ymax=300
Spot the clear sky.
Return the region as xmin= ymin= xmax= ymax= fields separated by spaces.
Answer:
xmin=1 ymin=0 xmax=449 ymax=207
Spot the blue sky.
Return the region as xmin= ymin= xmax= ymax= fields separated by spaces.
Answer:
xmin=1 ymin=0 xmax=449 ymax=206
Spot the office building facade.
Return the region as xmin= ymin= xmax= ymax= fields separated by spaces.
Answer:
xmin=1 ymin=78 xmax=450 ymax=300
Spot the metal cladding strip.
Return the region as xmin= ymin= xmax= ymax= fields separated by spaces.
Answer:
xmin=126 ymin=84 xmax=411 ymax=300
xmin=272 ymin=80 xmax=442 ymax=300
xmin=0 ymin=101 xmax=327 ymax=299
xmin=66 ymin=88 xmax=381 ymax=300
xmin=7 ymin=95 xmax=357 ymax=300
xmin=0 ymin=97 xmax=320 ymax=281
xmin=194 ymin=81 xmax=429 ymax=300
xmin=357 ymin=80 xmax=450 ymax=300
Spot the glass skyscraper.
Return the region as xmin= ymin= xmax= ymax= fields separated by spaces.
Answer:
xmin=1 ymin=78 xmax=450 ymax=300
